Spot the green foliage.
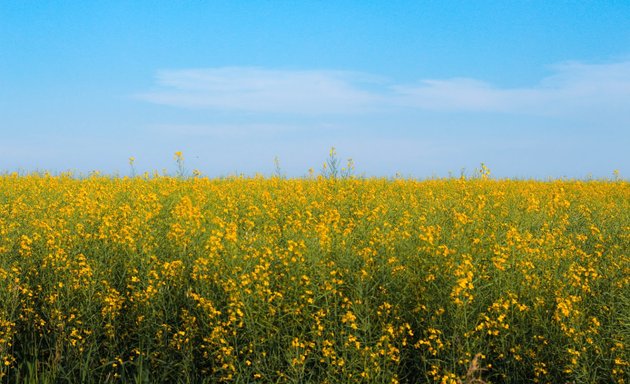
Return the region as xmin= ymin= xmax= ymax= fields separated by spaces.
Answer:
xmin=0 ymin=173 xmax=628 ymax=383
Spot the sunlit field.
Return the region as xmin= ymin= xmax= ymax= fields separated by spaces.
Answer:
xmin=0 ymin=161 xmax=628 ymax=383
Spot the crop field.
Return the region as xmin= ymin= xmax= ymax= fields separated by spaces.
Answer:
xmin=0 ymin=172 xmax=628 ymax=383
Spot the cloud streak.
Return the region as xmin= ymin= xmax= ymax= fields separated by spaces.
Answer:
xmin=137 ymin=61 xmax=630 ymax=120
xmin=395 ymin=61 xmax=630 ymax=117
xmin=138 ymin=68 xmax=384 ymax=114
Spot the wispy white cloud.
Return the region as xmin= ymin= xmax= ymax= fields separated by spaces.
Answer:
xmin=137 ymin=61 xmax=630 ymax=120
xmin=395 ymin=61 xmax=630 ymax=116
xmin=137 ymin=68 xmax=384 ymax=114
xmin=391 ymin=78 xmax=542 ymax=112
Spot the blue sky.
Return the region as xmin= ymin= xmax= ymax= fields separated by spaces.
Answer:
xmin=1 ymin=1 xmax=629 ymax=178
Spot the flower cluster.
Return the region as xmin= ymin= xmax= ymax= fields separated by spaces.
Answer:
xmin=0 ymin=172 xmax=627 ymax=383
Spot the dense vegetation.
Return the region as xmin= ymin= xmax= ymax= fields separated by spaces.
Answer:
xmin=0 ymin=170 xmax=628 ymax=383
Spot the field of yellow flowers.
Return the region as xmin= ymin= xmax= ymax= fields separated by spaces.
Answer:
xmin=0 ymin=170 xmax=628 ymax=383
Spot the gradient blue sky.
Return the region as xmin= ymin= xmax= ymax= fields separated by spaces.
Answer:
xmin=1 ymin=1 xmax=629 ymax=178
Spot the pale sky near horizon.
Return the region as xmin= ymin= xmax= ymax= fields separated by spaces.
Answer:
xmin=1 ymin=1 xmax=629 ymax=178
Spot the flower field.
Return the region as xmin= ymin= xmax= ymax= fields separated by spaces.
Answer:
xmin=0 ymin=172 xmax=628 ymax=383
